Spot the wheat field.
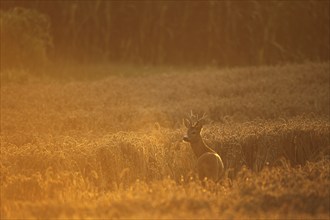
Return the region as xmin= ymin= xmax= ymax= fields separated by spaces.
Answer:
xmin=1 ymin=62 xmax=329 ymax=219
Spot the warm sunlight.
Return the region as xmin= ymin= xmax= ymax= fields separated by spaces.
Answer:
xmin=1 ymin=1 xmax=329 ymax=219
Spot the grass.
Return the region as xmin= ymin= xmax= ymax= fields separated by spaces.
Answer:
xmin=1 ymin=62 xmax=329 ymax=219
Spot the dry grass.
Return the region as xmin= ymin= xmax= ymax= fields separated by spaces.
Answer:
xmin=1 ymin=62 xmax=329 ymax=219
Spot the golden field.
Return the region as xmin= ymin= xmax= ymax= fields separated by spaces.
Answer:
xmin=1 ymin=62 xmax=329 ymax=219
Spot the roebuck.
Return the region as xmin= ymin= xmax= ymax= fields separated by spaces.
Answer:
xmin=183 ymin=112 xmax=224 ymax=182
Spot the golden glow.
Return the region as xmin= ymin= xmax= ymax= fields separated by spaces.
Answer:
xmin=0 ymin=1 xmax=329 ymax=219
xmin=1 ymin=63 xmax=329 ymax=218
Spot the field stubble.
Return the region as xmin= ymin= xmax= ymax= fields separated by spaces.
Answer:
xmin=1 ymin=62 xmax=329 ymax=219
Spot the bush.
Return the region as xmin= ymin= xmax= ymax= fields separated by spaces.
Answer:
xmin=0 ymin=7 xmax=52 ymax=73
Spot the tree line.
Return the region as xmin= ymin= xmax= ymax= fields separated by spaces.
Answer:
xmin=1 ymin=0 xmax=329 ymax=68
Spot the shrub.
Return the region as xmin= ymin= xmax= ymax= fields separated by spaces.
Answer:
xmin=0 ymin=7 xmax=52 ymax=73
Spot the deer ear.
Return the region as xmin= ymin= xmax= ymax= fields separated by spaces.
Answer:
xmin=194 ymin=121 xmax=203 ymax=130
xmin=195 ymin=118 xmax=206 ymax=129
xmin=183 ymin=118 xmax=191 ymax=128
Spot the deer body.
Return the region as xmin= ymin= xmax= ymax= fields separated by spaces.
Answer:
xmin=183 ymin=113 xmax=224 ymax=182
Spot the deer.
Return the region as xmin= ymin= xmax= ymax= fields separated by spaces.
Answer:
xmin=183 ymin=112 xmax=224 ymax=182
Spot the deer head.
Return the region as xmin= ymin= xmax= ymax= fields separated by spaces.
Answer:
xmin=183 ymin=111 xmax=207 ymax=143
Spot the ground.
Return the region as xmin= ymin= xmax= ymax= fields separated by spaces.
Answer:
xmin=1 ymin=62 xmax=329 ymax=219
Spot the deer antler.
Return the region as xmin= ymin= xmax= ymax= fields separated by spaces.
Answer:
xmin=186 ymin=111 xmax=207 ymax=128
xmin=195 ymin=112 xmax=207 ymax=127
xmin=198 ymin=112 xmax=207 ymax=121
